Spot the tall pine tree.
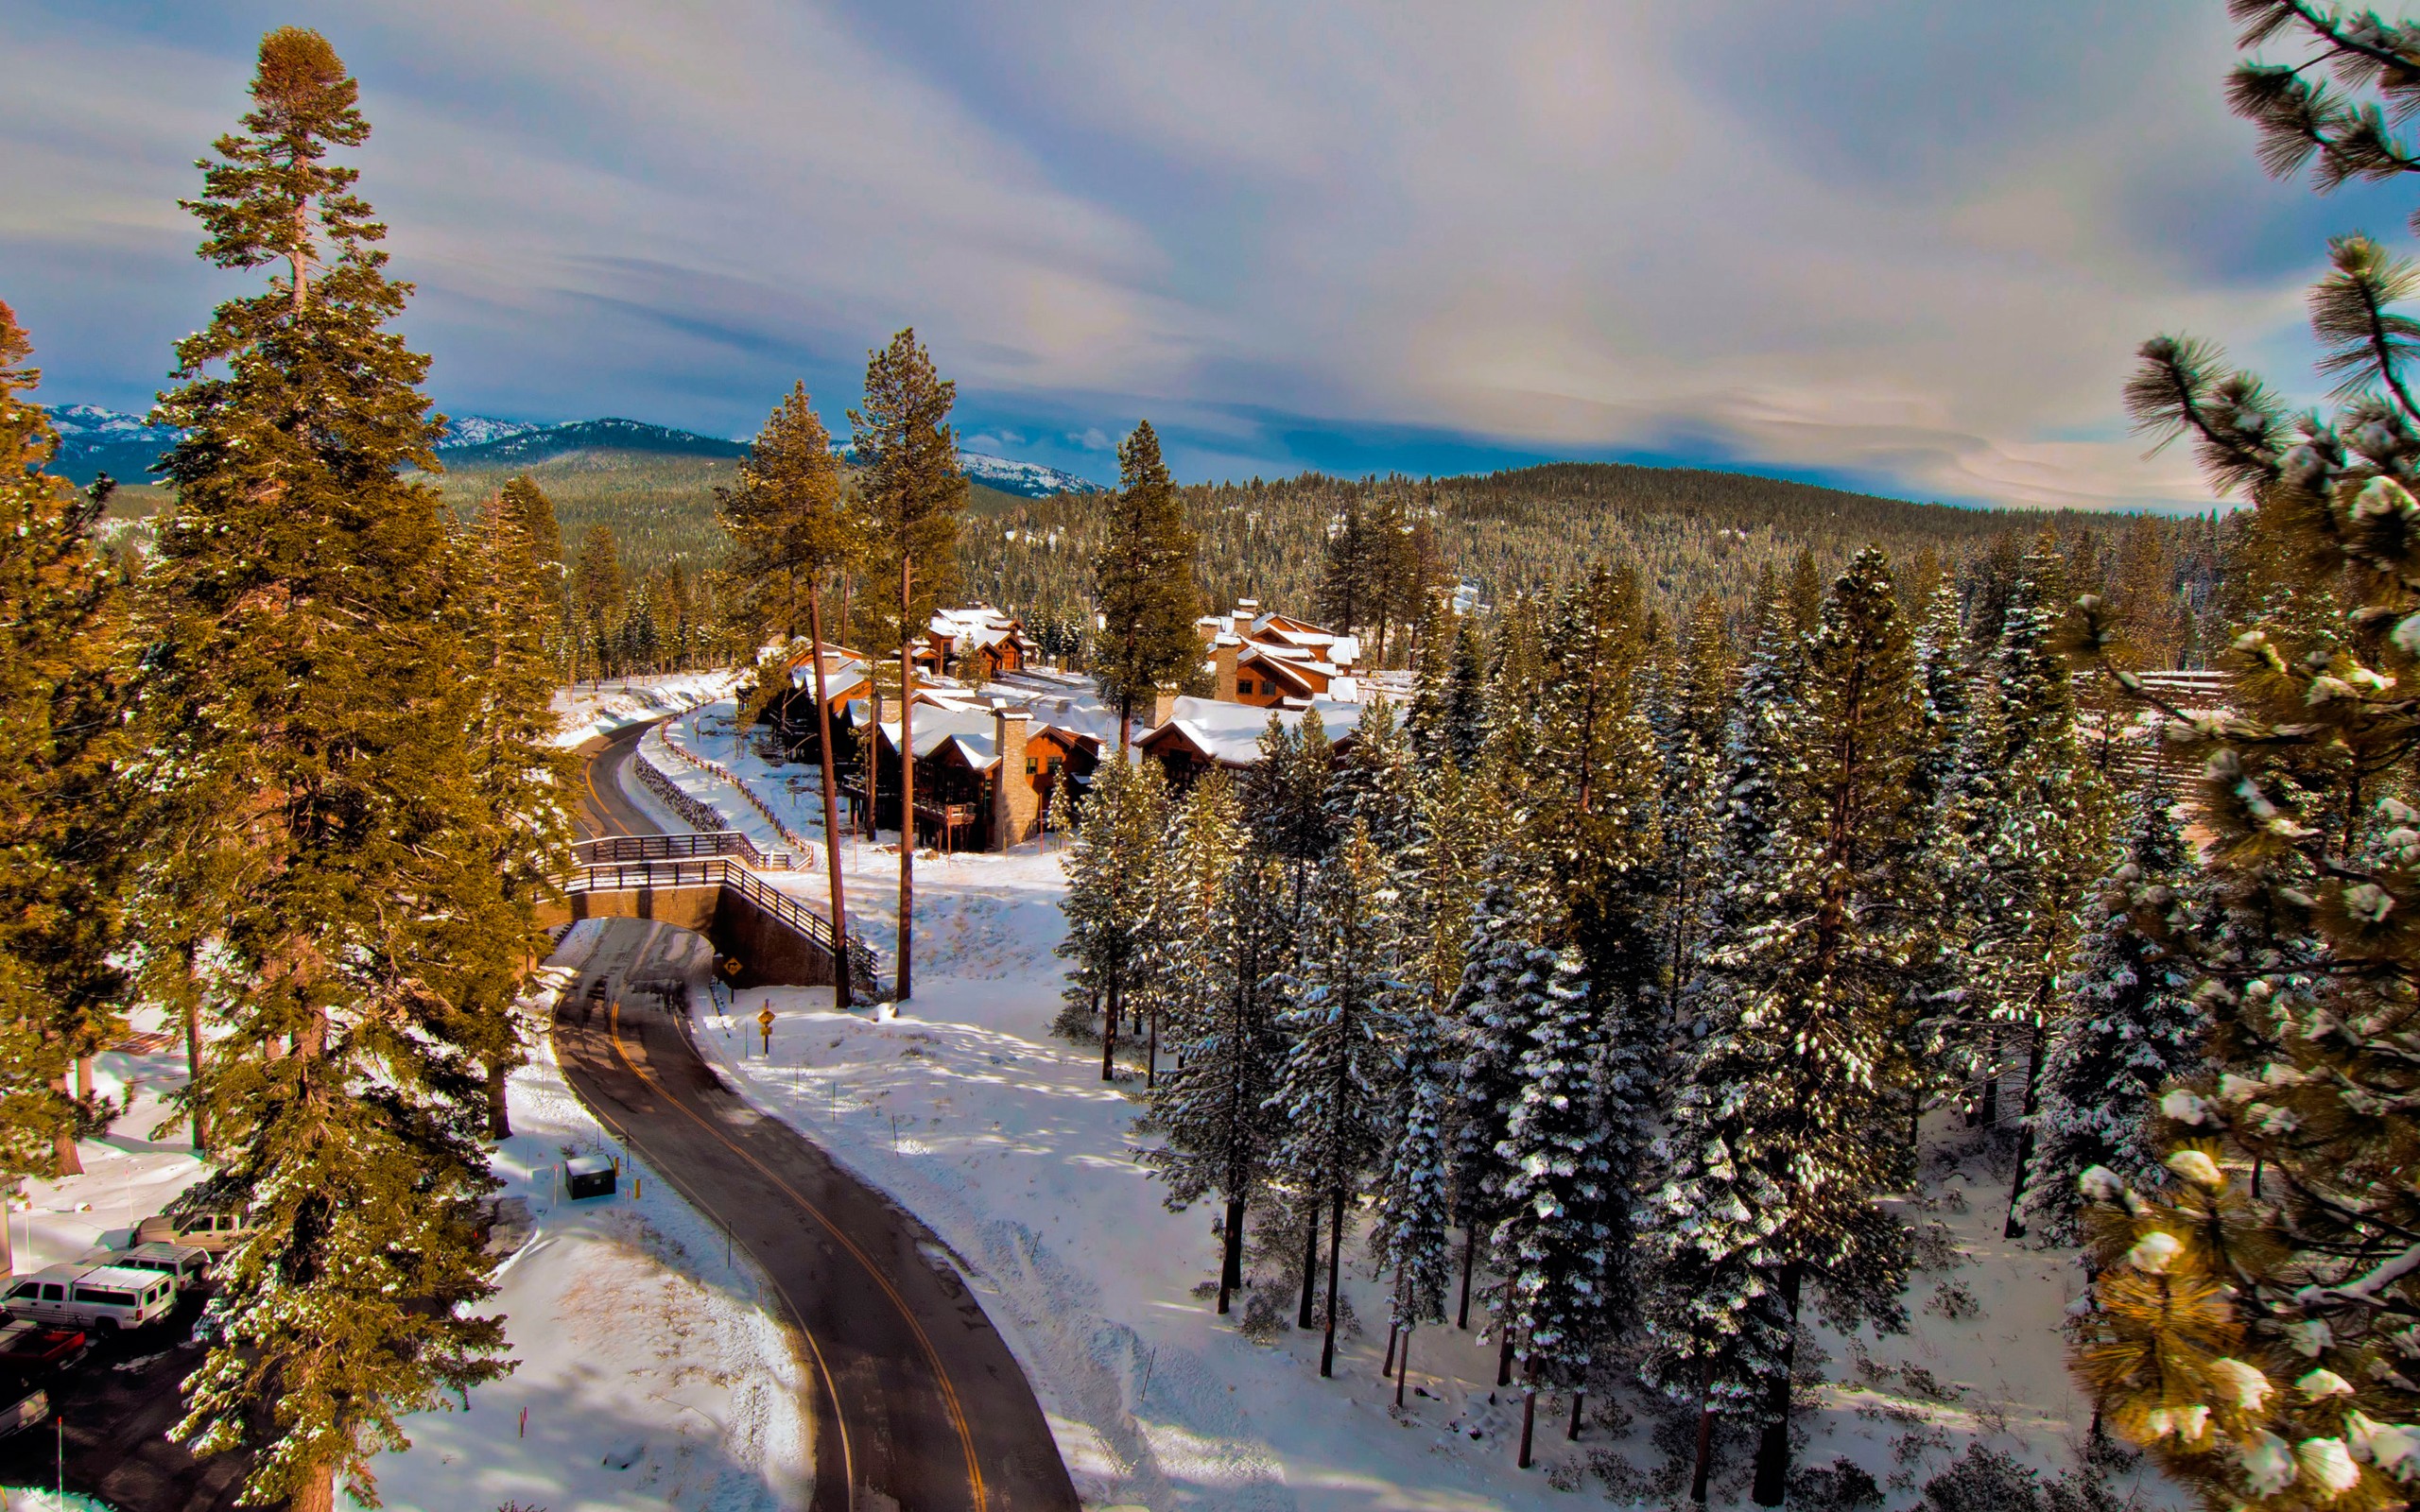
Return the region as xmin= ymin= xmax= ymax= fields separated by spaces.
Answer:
xmin=0 ymin=302 xmax=130 ymax=1219
xmin=1092 ymin=421 xmax=1201 ymax=749
xmin=136 ymin=32 xmax=510 ymax=1508
xmin=851 ymin=329 xmax=964 ymax=1002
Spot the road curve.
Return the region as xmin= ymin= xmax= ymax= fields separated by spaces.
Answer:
xmin=560 ymin=716 xmax=1080 ymax=1512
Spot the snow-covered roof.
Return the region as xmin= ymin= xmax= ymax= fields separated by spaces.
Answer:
xmin=876 ymin=707 xmax=1003 ymax=770
xmin=1139 ymin=696 xmax=1368 ymax=767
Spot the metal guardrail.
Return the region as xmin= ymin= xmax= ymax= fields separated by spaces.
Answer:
xmin=562 ymin=854 xmax=836 ymax=953
xmin=574 ymin=832 xmax=781 ymax=868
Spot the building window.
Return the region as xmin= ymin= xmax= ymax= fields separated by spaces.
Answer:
xmin=1027 ymin=757 xmax=1039 ymax=775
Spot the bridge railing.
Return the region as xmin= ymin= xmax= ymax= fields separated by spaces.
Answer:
xmin=574 ymin=832 xmax=781 ymax=868
xmin=560 ymin=852 xmax=837 ymax=953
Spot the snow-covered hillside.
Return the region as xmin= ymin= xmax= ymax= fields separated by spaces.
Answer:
xmin=436 ymin=414 xmax=544 ymax=448
xmin=957 ymin=451 xmax=1103 ymax=498
xmin=46 ymin=403 xmax=179 ymax=445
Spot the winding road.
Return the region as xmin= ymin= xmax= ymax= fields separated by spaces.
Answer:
xmin=560 ymin=718 xmax=1080 ymax=1512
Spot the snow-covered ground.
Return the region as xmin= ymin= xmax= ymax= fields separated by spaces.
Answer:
xmin=630 ymin=700 xmax=2174 ymax=1510
xmin=554 ymin=671 xmax=742 ymax=749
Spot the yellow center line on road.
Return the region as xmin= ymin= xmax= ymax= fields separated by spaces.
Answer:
xmin=606 ymin=997 xmax=991 ymax=1512
xmin=564 ymin=996 xmax=858 ymax=1512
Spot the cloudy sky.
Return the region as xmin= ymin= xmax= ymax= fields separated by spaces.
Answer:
xmin=4 ymin=2 xmax=2408 ymax=507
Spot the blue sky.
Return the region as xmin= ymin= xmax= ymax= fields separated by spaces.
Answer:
xmin=4 ymin=1 xmax=2409 ymax=507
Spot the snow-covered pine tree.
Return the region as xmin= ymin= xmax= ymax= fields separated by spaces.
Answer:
xmin=2061 ymin=19 xmax=2420 ymax=1494
xmin=1538 ymin=563 xmax=1667 ymax=1022
xmin=1659 ymin=593 xmax=1735 ymax=1004
xmin=1643 ymin=548 xmax=1924 ymax=1506
xmin=1971 ymin=548 xmax=2118 ymax=1237
xmin=1447 ymin=834 xmax=1552 ymax=1339
xmin=1490 ymin=930 xmax=1615 ymax=1469
xmin=1480 ymin=594 xmax=1549 ymax=815
xmin=135 ymin=32 xmax=511 ymax=1508
xmin=1053 ymin=754 xmax=1170 ymax=1078
xmin=1325 ymin=695 xmax=1420 ymax=854
xmin=1140 ymin=810 xmax=1287 ymax=1314
xmin=0 ymin=302 xmax=130 ymax=1206
xmin=1372 ymin=1002 xmax=1454 ymax=1403
xmin=1272 ymin=820 xmax=1408 ymax=1378
xmin=1444 ymin=615 xmax=1489 ymax=768
xmin=1134 ymin=772 xmax=1247 ymax=1088
xmin=1405 ymin=593 xmax=1454 ymax=766
xmin=1910 ymin=581 xmax=1970 ymax=813
xmin=2015 ymin=783 xmax=2203 ymax=1246
xmin=1243 ymin=707 xmax=1336 ymax=923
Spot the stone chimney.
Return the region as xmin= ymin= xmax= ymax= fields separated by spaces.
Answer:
xmin=1150 ymin=689 xmax=1179 ymax=729
xmin=994 ymin=708 xmax=1037 ymax=850
xmin=1213 ymin=640 xmax=1239 ymax=702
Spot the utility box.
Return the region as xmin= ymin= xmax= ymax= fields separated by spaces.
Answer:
xmin=564 ymin=1156 xmax=616 ymax=1200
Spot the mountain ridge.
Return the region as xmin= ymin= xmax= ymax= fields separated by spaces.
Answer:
xmin=43 ymin=404 xmax=1104 ymax=499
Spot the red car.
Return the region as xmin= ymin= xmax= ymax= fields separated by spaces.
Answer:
xmin=0 ymin=1317 xmax=88 ymax=1377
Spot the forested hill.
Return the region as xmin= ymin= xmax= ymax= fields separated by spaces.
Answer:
xmin=962 ymin=459 xmax=2224 ymax=640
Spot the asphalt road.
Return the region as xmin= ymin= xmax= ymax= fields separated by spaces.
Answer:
xmin=561 ymin=717 xmax=1080 ymax=1512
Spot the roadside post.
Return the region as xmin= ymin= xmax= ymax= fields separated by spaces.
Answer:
xmin=758 ymin=1006 xmax=775 ymax=1057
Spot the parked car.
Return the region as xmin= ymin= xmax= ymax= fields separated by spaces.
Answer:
xmin=1 ymin=1263 xmax=177 ymax=1332
xmin=0 ymin=1318 xmax=87 ymax=1379
xmin=134 ymin=1206 xmax=253 ymax=1254
xmin=0 ymin=1388 xmax=46 ymax=1442
xmin=106 ymin=1241 xmax=209 ymax=1293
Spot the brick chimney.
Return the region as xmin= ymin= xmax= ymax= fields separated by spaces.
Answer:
xmin=1213 ymin=640 xmax=1239 ymax=702
xmin=1150 ymin=689 xmax=1179 ymax=729
xmin=994 ymin=708 xmax=1036 ymax=850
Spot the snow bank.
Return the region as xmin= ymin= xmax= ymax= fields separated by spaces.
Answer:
xmin=553 ymin=671 xmax=740 ymax=748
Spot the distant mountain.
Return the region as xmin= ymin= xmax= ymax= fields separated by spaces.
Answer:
xmin=955 ymin=452 xmax=1102 ymax=499
xmin=440 ymin=417 xmax=750 ymax=465
xmin=436 ymin=415 xmax=544 ymax=449
xmin=42 ymin=404 xmax=1107 ymax=499
xmin=47 ymin=404 xmax=182 ymax=486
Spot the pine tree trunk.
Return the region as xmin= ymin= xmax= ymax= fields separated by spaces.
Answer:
xmin=1976 ymin=1029 xmax=2000 ymax=1127
xmin=1568 ymin=1389 xmax=1584 ymax=1441
xmin=1382 ymin=1320 xmax=1398 ymax=1376
xmin=1396 ymin=1326 xmax=1409 ymax=1408
xmin=1146 ymin=1007 xmax=1157 ymax=1091
xmin=2003 ymin=1012 xmax=2050 ymax=1239
xmin=861 ymin=692 xmax=880 ymax=841
xmin=1518 ymin=1360 xmax=1539 ymax=1469
xmin=1218 ymin=1194 xmax=1244 ymax=1315
xmin=898 ymin=558 xmax=915 ymax=1005
xmin=1692 ymin=1343 xmax=1716 ymax=1505
xmin=1751 ymin=1263 xmax=1802 ymax=1507
xmin=486 ymin=1060 xmax=511 ymax=1141
xmin=1320 ymin=1193 xmax=1345 ymax=1377
xmin=184 ymin=979 xmax=208 ymax=1156
xmin=76 ymin=1055 xmax=93 ymax=1103
xmin=1099 ymin=980 xmax=1119 ymax=1083
xmin=807 ymin=582 xmax=853 ymax=1011
xmin=289 ymin=1460 xmax=337 ymax=1512
xmin=1497 ymin=1316 xmax=1515 ymax=1387
xmin=1457 ymin=1221 xmax=1476 ymax=1329
xmin=1297 ymin=1204 xmax=1321 ymax=1329
xmin=51 ymin=1075 xmax=79 ymax=1177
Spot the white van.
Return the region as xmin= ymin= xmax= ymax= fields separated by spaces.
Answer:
xmin=2 ymin=1263 xmax=176 ymax=1332
xmin=107 ymin=1242 xmax=210 ymax=1293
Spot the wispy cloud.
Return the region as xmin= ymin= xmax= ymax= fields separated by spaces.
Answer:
xmin=0 ymin=0 xmax=2374 ymax=507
